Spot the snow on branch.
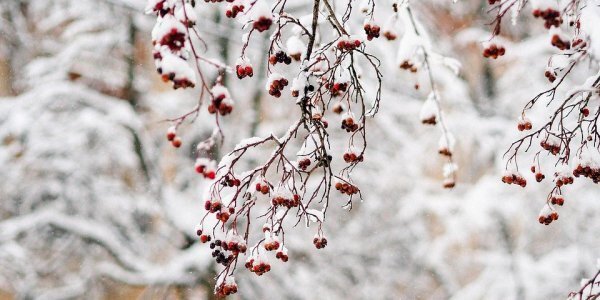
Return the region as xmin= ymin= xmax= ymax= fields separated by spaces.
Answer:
xmin=146 ymin=0 xmax=461 ymax=296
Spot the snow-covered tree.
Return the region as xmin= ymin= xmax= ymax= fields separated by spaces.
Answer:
xmin=144 ymin=0 xmax=600 ymax=298
xmin=0 ymin=0 xmax=215 ymax=297
xmin=1 ymin=0 xmax=599 ymax=299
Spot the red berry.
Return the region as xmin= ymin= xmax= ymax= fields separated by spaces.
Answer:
xmin=167 ymin=132 xmax=176 ymax=141
xmin=171 ymin=137 xmax=182 ymax=148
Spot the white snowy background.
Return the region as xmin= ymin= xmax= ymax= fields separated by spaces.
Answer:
xmin=0 ymin=0 xmax=599 ymax=299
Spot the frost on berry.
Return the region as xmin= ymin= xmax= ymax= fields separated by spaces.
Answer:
xmin=235 ymin=57 xmax=254 ymax=79
xmin=501 ymin=170 xmax=527 ymax=187
xmin=341 ymin=112 xmax=359 ymax=132
xmin=438 ymin=133 xmax=455 ymax=157
xmin=215 ymin=276 xmax=238 ymax=297
xmin=195 ymin=158 xmax=217 ymax=179
xmin=363 ymin=21 xmax=381 ymax=41
xmin=286 ymin=36 xmax=305 ymax=61
xmin=152 ymin=14 xmax=187 ymax=51
xmin=482 ymin=42 xmax=505 ymax=59
xmin=225 ymin=2 xmax=245 ymax=19
xmin=531 ymin=0 xmax=562 ymax=29
xmin=420 ymin=94 xmax=438 ymax=125
xmin=382 ymin=16 xmax=400 ymax=41
xmin=517 ymin=116 xmax=532 ymax=131
xmin=156 ymin=51 xmax=196 ymax=89
xmin=336 ymin=35 xmax=363 ymax=52
xmin=175 ymin=3 xmax=197 ymax=27
xmin=250 ymin=2 xmax=273 ymax=32
xmin=208 ymin=84 xmax=234 ymax=115
xmin=538 ymin=205 xmax=559 ymax=225
xmin=266 ymin=73 xmax=289 ymax=98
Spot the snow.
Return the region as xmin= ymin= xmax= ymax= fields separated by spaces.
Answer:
xmin=153 ymin=14 xmax=186 ymax=45
xmin=159 ymin=51 xmax=196 ymax=84
xmin=175 ymin=3 xmax=197 ymax=24
xmin=286 ymin=36 xmax=305 ymax=57
xmin=1 ymin=0 xmax=600 ymax=299
xmin=419 ymin=94 xmax=438 ymax=122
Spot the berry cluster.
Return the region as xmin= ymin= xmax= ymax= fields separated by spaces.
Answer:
xmin=383 ymin=29 xmax=397 ymax=41
xmin=195 ymin=158 xmax=216 ymax=179
xmin=148 ymin=0 xmax=170 ymax=16
xmin=166 ymin=126 xmax=183 ymax=148
xmin=363 ymin=22 xmax=381 ymax=41
xmin=253 ymin=16 xmax=273 ymax=32
xmin=421 ymin=115 xmax=436 ymax=125
xmin=199 ymin=231 xmax=212 ymax=243
xmin=531 ymin=166 xmax=546 ymax=182
xmin=482 ymin=43 xmax=505 ymax=59
xmin=271 ymin=193 xmax=300 ymax=208
xmin=269 ymin=51 xmax=292 ymax=65
xmin=298 ymin=158 xmax=312 ymax=171
xmin=311 ymin=111 xmax=329 ymax=128
xmin=313 ymin=236 xmax=328 ymax=249
xmin=155 ymin=15 xmax=187 ymax=51
xmin=148 ymin=1 xmax=199 ymax=89
xmin=540 ymin=137 xmax=561 ymax=155
xmin=263 ymin=236 xmax=280 ymax=251
xmin=211 ymin=236 xmax=247 ymax=255
xmin=550 ymin=194 xmax=565 ymax=206
xmin=288 ymin=50 xmax=302 ymax=62
xmin=341 ymin=113 xmax=358 ymax=132
xmin=211 ymin=246 xmax=234 ymax=266
xmin=286 ymin=36 xmax=304 ymax=61
xmin=538 ymin=209 xmax=559 ymax=225
xmin=336 ymin=36 xmax=362 ymax=51
xmin=275 ymin=247 xmax=289 ymax=262
xmin=517 ymin=118 xmax=532 ymax=131
xmin=343 ymin=151 xmax=363 ymax=163
xmin=290 ymin=81 xmax=315 ymax=98
xmin=438 ymin=145 xmax=453 ymax=157
xmin=501 ymin=171 xmax=527 ymax=187
xmin=420 ymin=98 xmax=437 ymax=125
xmin=544 ymin=69 xmax=557 ymax=82
xmin=155 ymin=51 xmax=197 ymax=89
xmin=235 ymin=62 xmax=254 ymax=79
xmin=573 ymin=164 xmax=600 ymax=183
xmin=327 ymin=82 xmax=348 ymax=97
xmin=215 ymin=278 xmax=238 ymax=298
xmin=532 ymin=8 xmax=562 ymax=29
xmin=554 ymin=172 xmax=574 ymax=187
xmin=160 ymin=69 xmax=196 ymax=89
xmin=220 ymin=174 xmax=241 ymax=187
xmin=255 ymin=181 xmax=271 ymax=195
xmin=245 ymin=256 xmax=271 ymax=276
xmin=208 ymin=85 xmax=234 ymax=115
xmin=266 ymin=75 xmax=289 ymax=98
xmin=225 ymin=3 xmax=244 ymax=18
xmin=551 ymin=34 xmax=571 ymax=50
xmin=204 ymin=199 xmax=223 ymax=212
xmin=335 ymin=180 xmax=359 ymax=195
xmin=399 ymin=60 xmax=417 ymax=72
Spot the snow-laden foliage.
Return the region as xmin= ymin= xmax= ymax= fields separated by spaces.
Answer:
xmin=0 ymin=0 xmax=599 ymax=299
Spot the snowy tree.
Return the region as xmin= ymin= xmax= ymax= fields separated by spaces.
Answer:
xmin=0 ymin=0 xmax=216 ymax=297
xmin=146 ymin=0 xmax=600 ymax=298
xmin=1 ymin=0 xmax=599 ymax=299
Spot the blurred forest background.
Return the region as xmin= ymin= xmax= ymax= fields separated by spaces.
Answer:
xmin=0 ymin=0 xmax=599 ymax=299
